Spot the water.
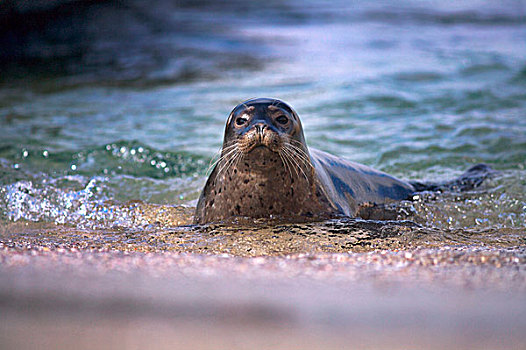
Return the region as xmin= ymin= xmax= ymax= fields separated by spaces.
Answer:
xmin=1 ymin=0 xmax=526 ymax=249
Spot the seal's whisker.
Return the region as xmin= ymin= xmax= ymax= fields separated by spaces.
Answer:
xmin=279 ymin=151 xmax=294 ymax=180
xmin=286 ymin=142 xmax=313 ymax=170
xmin=206 ymin=141 xmax=239 ymax=174
xmin=278 ymin=153 xmax=287 ymax=175
xmin=289 ymin=138 xmax=308 ymax=147
xmin=218 ymin=143 xmax=245 ymax=178
xmin=279 ymin=153 xmax=292 ymax=177
xmin=285 ymin=143 xmax=313 ymax=177
xmin=215 ymin=145 xmax=241 ymax=178
xmin=288 ymin=137 xmax=309 ymax=149
xmin=222 ymin=142 xmax=238 ymax=149
xmin=288 ymin=140 xmax=312 ymax=158
xmin=219 ymin=153 xmax=238 ymax=176
xmin=289 ymin=147 xmax=313 ymax=169
xmin=208 ymin=153 xmax=226 ymax=174
xmin=288 ymin=141 xmax=315 ymax=164
xmin=284 ymin=153 xmax=299 ymax=180
xmin=282 ymin=150 xmax=301 ymax=179
xmin=221 ymin=144 xmax=240 ymax=158
xmin=233 ymin=151 xmax=244 ymax=170
xmin=216 ymin=154 xmax=237 ymax=178
xmin=280 ymin=146 xmax=299 ymax=178
xmin=208 ymin=145 xmax=239 ymax=174
xmin=220 ymin=142 xmax=239 ymax=154
xmin=287 ymin=147 xmax=310 ymax=166
xmin=287 ymin=152 xmax=308 ymax=182
xmin=207 ymin=154 xmax=224 ymax=175
xmin=207 ymin=148 xmax=225 ymax=174
xmin=282 ymin=147 xmax=308 ymax=181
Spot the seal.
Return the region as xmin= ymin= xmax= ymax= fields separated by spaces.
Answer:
xmin=195 ymin=98 xmax=493 ymax=224
xmin=194 ymin=98 xmax=418 ymax=224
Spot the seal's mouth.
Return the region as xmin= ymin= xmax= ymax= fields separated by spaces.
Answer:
xmin=238 ymin=129 xmax=282 ymax=154
xmin=246 ymin=143 xmax=275 ymax=154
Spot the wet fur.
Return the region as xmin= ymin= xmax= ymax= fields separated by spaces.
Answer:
xmin=195 ymin=98 xmax=492 ymax=224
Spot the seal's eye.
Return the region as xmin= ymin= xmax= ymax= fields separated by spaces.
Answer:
xmin=236 ymin=116 xmax=248 ymax=126
xmin=276 ymin=115 xmax=289 ymax=125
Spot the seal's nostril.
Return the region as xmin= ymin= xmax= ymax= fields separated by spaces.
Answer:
xmin=254 ymin=123 xmax=267 ymax=137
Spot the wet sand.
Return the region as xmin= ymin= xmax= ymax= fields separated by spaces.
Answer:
xmin=1 ymin=222 xmax=525 ymax=350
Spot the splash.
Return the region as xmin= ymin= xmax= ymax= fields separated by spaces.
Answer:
xmin=1 ymin=176 xmax=193 ymax=229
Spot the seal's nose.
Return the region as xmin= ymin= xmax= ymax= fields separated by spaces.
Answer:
xmin=254 ymin=123 xmax=267 ymax=141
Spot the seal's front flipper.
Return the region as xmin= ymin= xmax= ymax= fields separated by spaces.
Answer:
xmin=410 ymin=163 xmax=495 ymax=193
